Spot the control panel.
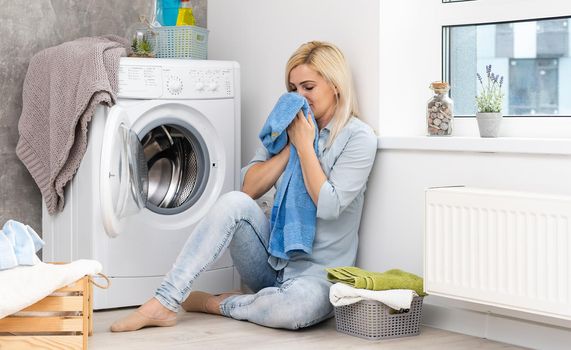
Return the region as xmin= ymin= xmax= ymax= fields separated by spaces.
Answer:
xmin=118 ymin=61 xmax=235 ymax=100
xmin=118 ymin=65 xmax=163 ymax=99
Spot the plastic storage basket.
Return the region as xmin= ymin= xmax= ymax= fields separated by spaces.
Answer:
xmin=151 ymin=25 xmax=208 ymax=59
xmin=334 ymin=296 xmax=424 ymax=340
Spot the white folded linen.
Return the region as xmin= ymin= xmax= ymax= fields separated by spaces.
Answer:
xmin=329 ymin=282 xmax=417 ymax=310
xmin=0 ymin=260 xmax=102 ymax=319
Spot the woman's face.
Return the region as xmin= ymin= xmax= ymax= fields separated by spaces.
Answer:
xmin=288 ymin=64 xmax=337 ymax=128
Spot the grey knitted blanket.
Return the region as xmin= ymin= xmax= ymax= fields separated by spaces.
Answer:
xmin=16 ymin=36 xmax=128 ymax=214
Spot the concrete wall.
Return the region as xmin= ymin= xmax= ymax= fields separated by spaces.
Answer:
xmin=0 ymin=0 xmax=207 ymax=231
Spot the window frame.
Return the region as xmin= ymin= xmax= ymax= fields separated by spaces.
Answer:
xmin=442 ymin=0 xmax=477 ymax=3
xmin=442 ymin=14 xmax=571 ymax=118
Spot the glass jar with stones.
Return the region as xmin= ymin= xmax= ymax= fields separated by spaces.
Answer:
xmin=427 ymin=81 xmax=454 ymax=136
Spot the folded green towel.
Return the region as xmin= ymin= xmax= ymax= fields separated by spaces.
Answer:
xmin=326 ymin=267 xmax=427 ymax=296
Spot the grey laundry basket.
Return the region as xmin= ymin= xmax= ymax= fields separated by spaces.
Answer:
xmin=334 ymin=296 xmax=424 ymax=340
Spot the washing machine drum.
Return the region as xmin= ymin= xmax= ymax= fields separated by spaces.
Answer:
xmin=141 ymin=124 xmax=210 ymax=214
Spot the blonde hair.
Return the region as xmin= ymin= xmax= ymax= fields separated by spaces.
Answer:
xmin=285 ymin=41 xmax=360 ymax=147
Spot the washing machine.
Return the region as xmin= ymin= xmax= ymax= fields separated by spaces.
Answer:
xmin=42 ymin=58 xmax=241 ymax=309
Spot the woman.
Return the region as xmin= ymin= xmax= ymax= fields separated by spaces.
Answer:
xmin=111 ymin=41 xmax=377 ymax=332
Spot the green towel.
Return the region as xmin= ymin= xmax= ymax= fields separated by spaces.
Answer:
xmin=326 ymin=267 xmax=427 ymax=296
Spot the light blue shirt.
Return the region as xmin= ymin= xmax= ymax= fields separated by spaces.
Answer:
xmin=241 ymin=117 xmax=377 ymax=280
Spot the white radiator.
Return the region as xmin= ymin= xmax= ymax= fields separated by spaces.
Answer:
xmin=425 ymin=187 xmax=571 ymax=320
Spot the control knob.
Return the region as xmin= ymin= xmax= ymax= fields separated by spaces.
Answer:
xmin=166 ymin=77 xmax=183 ymax=95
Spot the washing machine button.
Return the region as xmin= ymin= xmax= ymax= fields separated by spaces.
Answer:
xmin=167 ymin=77 xmax=183 ymax=94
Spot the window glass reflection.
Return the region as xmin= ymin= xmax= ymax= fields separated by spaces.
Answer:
xmin=447 ymin=17 xmax=571 ymax=116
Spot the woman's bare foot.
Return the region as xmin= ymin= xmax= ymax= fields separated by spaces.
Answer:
xmin=181 ymin=291 xmax=242 ymax=315
xmin=110 ymin=297 xmax=177 ymax=332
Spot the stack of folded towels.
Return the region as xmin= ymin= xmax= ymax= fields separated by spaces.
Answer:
xmin=326 ymin=266 xmax=427 ymax=311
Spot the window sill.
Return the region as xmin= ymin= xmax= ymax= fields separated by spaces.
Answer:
xmin=377 ymin=136 xmax=571 ymax=156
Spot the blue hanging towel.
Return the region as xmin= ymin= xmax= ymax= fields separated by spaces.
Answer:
xmin=259 ymin=92 xmax=319 ymax=259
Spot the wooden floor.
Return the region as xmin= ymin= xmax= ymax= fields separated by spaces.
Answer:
xmin=90 ymin=308 xmax=527 ymax=349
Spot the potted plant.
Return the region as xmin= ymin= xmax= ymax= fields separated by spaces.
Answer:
xmin=131 ymin=35 xmax=155 ymax=58
xmin=475 ymin=65 xmax=504 ymax=137
xmin=129 ymin=16 xmax=157 ymax=58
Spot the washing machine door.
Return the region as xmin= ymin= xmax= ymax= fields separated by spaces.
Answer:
xmin=100 ymin=105 xmax=149 ymax=237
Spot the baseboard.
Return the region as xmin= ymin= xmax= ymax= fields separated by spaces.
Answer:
xmin=92 ymin=267 xmax=237 ymax=310
xmin=421 ymin=297 xmax=571 ymax=350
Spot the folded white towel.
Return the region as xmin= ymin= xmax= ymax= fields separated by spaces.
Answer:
xmin=329 ymin=282 xmax=417 ymax=310
xmin=0 ymin=260 xmax=102 ymax=319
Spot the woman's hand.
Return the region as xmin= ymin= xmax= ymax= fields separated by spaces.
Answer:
xmin=286 ymin=110 xmax=325 ymax=205
xmin=287 ymin=110 xmax=315 ymax=153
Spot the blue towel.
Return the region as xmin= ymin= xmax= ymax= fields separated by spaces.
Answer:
xmin=0 ymin=220 xmax=44 ymax=270
xmin=0 ymin=230 xmax=18 ymax=270
xmin=259 ymin=93 xmax=319 ymax=259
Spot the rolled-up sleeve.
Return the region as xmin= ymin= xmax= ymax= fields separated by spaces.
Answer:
xmin=240 ymin=144 xmax=271 ymax=190
xmin=316 ymin=128 xmax=377 ymax=220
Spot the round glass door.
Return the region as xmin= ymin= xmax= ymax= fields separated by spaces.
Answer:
xmin=139 ymin=123 xmax=210 ymax=215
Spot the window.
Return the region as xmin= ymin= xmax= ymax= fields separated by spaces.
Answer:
xmin=509 ymin=59 xmax=559 ymax=115
xmin=444 ymin=16 xmax=571 ymax=117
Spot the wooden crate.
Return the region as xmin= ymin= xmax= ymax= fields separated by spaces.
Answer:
xmin=0 ymin=275 xmax=93 ymax=349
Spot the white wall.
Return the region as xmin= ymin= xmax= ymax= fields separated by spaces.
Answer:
xmin=208 ymin=0 xmax=571 ymax=348
xmin=371 ymin=1 xmax=571 ymax=348
xmin=208 ymin=0 xmax=379 ymax=165
xmin=378 ymin=0 xmax=440 ymax=136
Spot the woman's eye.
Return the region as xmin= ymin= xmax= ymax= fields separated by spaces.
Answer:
xmin=304 ymin=86 xmax=314 ymax=91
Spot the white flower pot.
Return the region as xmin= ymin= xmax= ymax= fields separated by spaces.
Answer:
xmin=476 ymin=112 xmax=502 ymax=138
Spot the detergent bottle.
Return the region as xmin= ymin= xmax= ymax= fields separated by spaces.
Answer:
xmin=157 ymin=0 xmax=180 ymax=26
xmin=176 ymin=0 xmax=195 ymax=26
